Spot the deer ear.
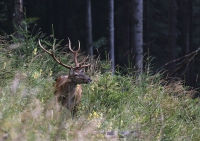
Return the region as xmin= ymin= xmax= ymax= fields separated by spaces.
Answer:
xmin=69 ymin=68 xmax=74 ymax=75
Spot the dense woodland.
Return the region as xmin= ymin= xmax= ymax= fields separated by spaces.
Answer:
xmin=1 ymin=0 xmax=200 ymax=88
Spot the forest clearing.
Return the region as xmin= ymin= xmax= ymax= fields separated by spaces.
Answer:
xmin=1 ymin=0 xmax=200 ymax=140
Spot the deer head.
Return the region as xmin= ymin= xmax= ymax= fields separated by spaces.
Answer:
xmin=38 ymin=39 xmax=92 ymax=115
xmin=68 ymin=68 xmax=92 ymax=84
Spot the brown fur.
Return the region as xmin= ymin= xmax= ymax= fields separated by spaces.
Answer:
xmin=54 ymin=69 xmax=91 ymax=115
xmin=38 ymin=39 xmax=91 ymax=115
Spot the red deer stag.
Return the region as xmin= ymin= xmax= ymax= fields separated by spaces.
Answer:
xmin=38 ymin=39 xmax=92 ymax=115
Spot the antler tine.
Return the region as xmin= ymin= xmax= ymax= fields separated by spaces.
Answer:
xmin=67 ymin=38 xmax=91 ymax=69
xmin=38 ymin=40 xmax=71 ymax=69
xmin=78 ymin=55 xmax=91 ymax=68
xmin=68 ymin=38 xmax=80 ymax=52
xmin=77 ymin=40 xmax=81 ymax=52
xmin=38 ymin=40 xmax=52 ymax=55
xmin=79 ymin=55 xmax=89 ymax=64
xmin=68 ymin=38 xmax=81 ymax=67
xmin=68 ymin=38 xmax=73 ymax=52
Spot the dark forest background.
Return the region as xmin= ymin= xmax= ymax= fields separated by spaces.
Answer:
xmin=1 ymin=0 xmax=200 ymax=88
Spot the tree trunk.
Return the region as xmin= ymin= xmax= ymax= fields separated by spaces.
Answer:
xmin=168 ymin=0 xmax=177 ymax=75
xmin=131 ymin=0 xmax=143 ymax=74
xmin=6 ymin=0 xmax=14 ymax=34
xmin=108 ymin=0 xmax=115 ymax=73
xmin=53 ymin=0 xmax=61 ymax=39
xmin=13 ymin=0 xmax=24 ymax=38
xmin=86 ymin=0 xmax=93 ymax=56
xmin=143 ymin=0 xmax=150 ymax=51
xmin=121 ymin=0 xmax=131 ymax=68
xmin=183 ymin=0 xmax=194 ymax=86
xmin=62 ymin=0 xmax=68 ymax=40
xmin=185 ymin=0 xmax=196 ymax=87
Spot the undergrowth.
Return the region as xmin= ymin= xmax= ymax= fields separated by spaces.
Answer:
xmin=0 ymin=24 xmax=200 ymax=140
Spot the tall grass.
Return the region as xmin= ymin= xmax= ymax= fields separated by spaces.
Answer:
xmin=0 ymin=27 xmax=200 ymax=140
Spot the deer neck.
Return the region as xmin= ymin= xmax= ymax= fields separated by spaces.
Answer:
xmin=63 ymin=80 xmax=80 ymax=110
xmin=66 ymin=81 xmax=78 ymax=93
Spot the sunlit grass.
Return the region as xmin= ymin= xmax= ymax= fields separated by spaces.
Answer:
xmin=0 ymin=34 xmax=200 ymax=140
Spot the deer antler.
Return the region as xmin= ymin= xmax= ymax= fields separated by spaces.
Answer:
xmin=38 ymin=40 xmax=72 ymax=69
xmin=38 ymin=39 xmax=90 ymax=69
xmin=67 ymin=38 xmax=90 ymax=68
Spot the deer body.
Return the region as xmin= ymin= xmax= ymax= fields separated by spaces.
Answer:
xmin=39 ymin=39 xmax=91 ymax=115
xmin=54 ymin=69 xmax=91 ymax=113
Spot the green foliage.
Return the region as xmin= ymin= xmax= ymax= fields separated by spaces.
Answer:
xmin=93 ymin=37 xmax=107 ymax=49
xmin=85 ymin=65 xmax=133 ymax=111
xmin=1 ymin=27 xmax=200 ymax=140
xmin=6 ymin=21 xmax=75 ymax=79
xmin=10 ymin=23 xmax=42 ymax=67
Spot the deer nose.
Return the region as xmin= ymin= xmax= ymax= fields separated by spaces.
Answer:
xmin=88 ymin=78 xmax=92 ymax=83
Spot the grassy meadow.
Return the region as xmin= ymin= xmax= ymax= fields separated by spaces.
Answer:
xmin=0 ymin=33 xmax=200 ymax=141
